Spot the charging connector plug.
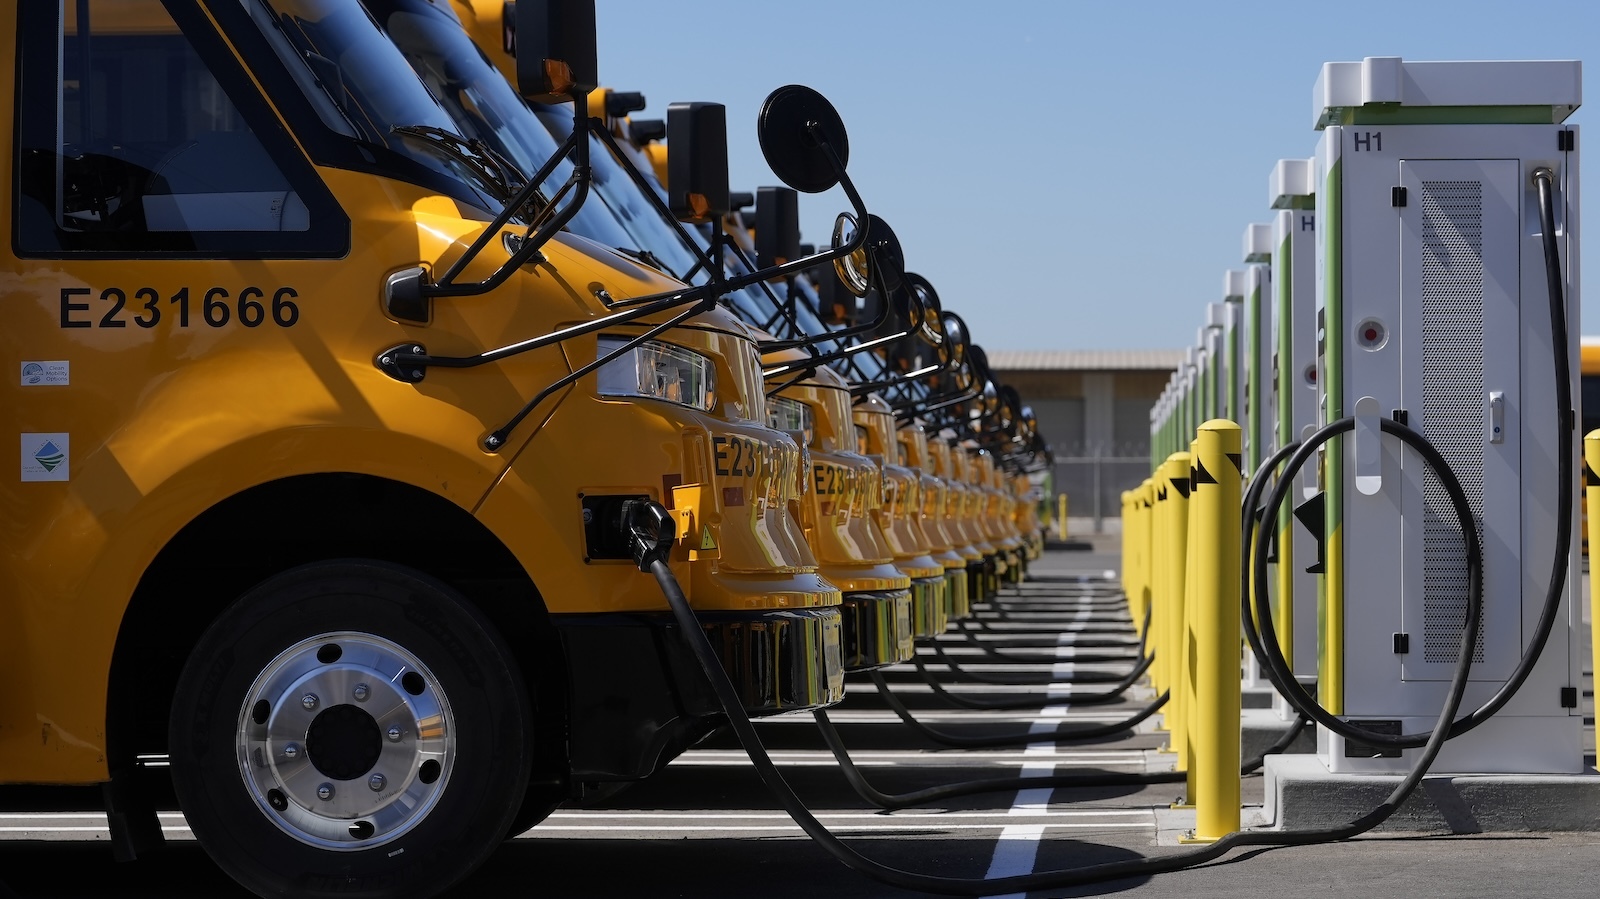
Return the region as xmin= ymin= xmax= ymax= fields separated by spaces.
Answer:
xmin=620 ymin=499 xmax=677 ymax=571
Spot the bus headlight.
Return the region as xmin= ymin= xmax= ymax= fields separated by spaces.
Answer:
xmin=769 ymin=395 xmax=814 ymax=445
xmin=596 ymin=337 xmax=716 ymax=412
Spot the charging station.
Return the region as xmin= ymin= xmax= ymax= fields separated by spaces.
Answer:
xmin=1311 ymin=57 xmax=1583 ymax=775
xmin=1184 ymin=346 xmax=1200 ymax=440
xmin=1243 ymin=224 xmax=1275 ymax=477
xmin=1221 ymin=278 xmax=1246 ymax=427
xmin=1204 ymin=307 xmax=1226 ymax=422
xmin=1174 ymin=348 xmax=1193 ymax=446
xmin=1269 ymin=158 xmax=1321 ymax=711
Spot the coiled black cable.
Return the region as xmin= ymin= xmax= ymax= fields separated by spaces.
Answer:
xmin=868 ymin=670 xmax=1167 ymax=748
xmin=911 ymin=651 xmax=1153 ymax=711
xmin=925 ymin=639 xmax=1134 ymax=685
xmin=619 ymin=172 xmax=1570 ymax=884
xmin=1239 ymin=439 xmax=1308 ymax=677
xmin=812 ymin=707 xmax=1307 ymax=810
xmin=646 ymin=502 xmax=1475 ymax=895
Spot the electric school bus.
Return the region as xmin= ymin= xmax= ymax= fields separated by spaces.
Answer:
xmin=443 ymin=0 xmax=986 ymax=637
xmin=439 ymin=0 xmax=949 ymax=666
xmin=0 ymin=1 xmax=907 ymax=895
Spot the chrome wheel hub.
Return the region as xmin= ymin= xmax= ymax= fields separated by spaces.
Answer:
xmin=237 ymin=632 xmax=454 ymax=850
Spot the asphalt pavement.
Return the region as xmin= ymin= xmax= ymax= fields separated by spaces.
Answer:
xmin=0 ymin=544 xmax=1595 ymax=898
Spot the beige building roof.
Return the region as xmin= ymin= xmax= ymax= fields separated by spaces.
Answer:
xmin=987 ymin=349 xmax=1185 ymax=371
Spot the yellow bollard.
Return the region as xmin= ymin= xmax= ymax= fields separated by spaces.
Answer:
xmin=1140 ymin=482 xmax=1156 ymax=625
xmin=1059 ymin=493 xmax=1070 ymax=541
xmin=1140 ymin=480 xmax=1155 ymax=639
xmin=1155 ymin=454 xmax=1190 ymax=735
xmin=1120 ymin=488 xmax=1133 ymax=609
xmin=1586 ymin=432 xmax=1600 ymax=711
xmin=1171 ymin=442 xmax=1200 ymax=784
xmin=1184 ymin=419 xmax=1243 ymax=842
xmin=1147 ymin=476 xmax=1167 ymax=700
xmin=1126 ymin=484 xmax=1146 ymax=639
xmin=1123 ymin=486 xmax=1140 ymax=629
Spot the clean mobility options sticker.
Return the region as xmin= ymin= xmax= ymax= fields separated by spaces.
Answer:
xmin=22 ymin=433 xmax=68 ymax=482
xmin=20 ymin=361 xmax=69 ymax=386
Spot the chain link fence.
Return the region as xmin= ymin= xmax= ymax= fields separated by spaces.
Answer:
xmin=1052 ymin=453 xmax=1150 ymax=534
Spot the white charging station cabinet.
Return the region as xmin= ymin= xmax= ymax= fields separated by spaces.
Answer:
xmin=1183 ymin=346 xmax=1200 ymax=439
xmin=1312 ymin=57 xmax=1582 ymax=774
xmin=1243 ymin=224 xmax=1275 ymax=476
xmin=1269 ymin=159 xmax=1322 ymax=705
xmin=1202 ymin=313 xmax=1223 ymax=423
xmin=1222 ymin=275 xmax=1247 ymax=430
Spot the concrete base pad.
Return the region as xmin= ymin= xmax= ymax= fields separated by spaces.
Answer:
xmin=1264 ymin=754 xmax=1600 ymax=832
xmin=1242 ymin=708 xmax=1315 ymax=760
xmin=1242 ymin=685 xmax=1276 ymax=709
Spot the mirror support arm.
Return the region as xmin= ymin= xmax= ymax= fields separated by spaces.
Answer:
xmin=762 ymin=327 xmax=910 ymax=378
xmin=482 ymin=300 xmax=704 ymax=451
xmin=384 ymin=93 xmax=597 ymax=322
xmin=892 ymin=388 xmax=981 ymax=418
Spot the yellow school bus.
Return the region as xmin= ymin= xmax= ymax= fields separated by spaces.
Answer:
xmin=0 ymin=1 xmax=908 ymax=895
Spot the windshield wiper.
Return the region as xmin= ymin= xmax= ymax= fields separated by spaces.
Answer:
xmin=391 ymin=124 xmax=528 ymax=204
xmin=611 ymin=244 xmax=673 ymax=276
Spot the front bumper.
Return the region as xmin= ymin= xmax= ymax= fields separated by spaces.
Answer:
xmin=1004 ymin=547 xmax=1025 ymax=584
xmin=1024 ymin=532 xmax=1044 ymax=561
xmin=554 ymin=606 xmax=843 ymax=783
xmin=909 ymin=575 xmax=949 ymax=639
xmin=944 ymin=568 xmax=971 ymax=621
xmin=969 ymin=558 xmax=998 ymax=602
xmin=840 ymin=589 xmax=914 ymax=671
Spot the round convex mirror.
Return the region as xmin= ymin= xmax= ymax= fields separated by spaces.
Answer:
xmin=832 ymin=212 xmax=870 ymax=297
xmin=904 ymin=273 xmax=944 ymax=348
xmin=758 ymin=85 xmax=850 ymax=193
xmin=941 ymin=311 xmax=970 ymax=369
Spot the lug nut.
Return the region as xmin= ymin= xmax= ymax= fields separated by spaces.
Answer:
xmin=387 ymin=726 xmax=403 ymax=743
xmin=301 ymin=693 xmax=319 ymax=711
xmin=353 ymin=683 xmax=370 ymax=702
xmin=317 ymin=783 xmax=334 ymax=801
xmin=369 ymin=773 xmax=387 ymax=792
xmin=282 ymin=743 xmax=300 ymax=760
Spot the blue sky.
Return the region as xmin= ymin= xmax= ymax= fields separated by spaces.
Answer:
xmin=594 ymin=0 xmax=1597 ymax=352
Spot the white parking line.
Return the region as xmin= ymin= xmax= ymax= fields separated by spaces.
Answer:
xmin=518 ymin=823 xmax=1149 ymax=835
xmin=983 ymin=605 xmax=1105 ymax=899
xmin=545 ymin=810 xmax=1153 ymax=820
xmin=675 ymin=749 xmax=1146 ymax=762
xmin=757 ymin=711 xmax=1138 ymax=724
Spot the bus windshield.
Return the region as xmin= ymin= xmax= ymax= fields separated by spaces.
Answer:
xmin=363 ymin=0 xmax=637 ymax=250
xmin=245 ymin=0 xmax=509 ymax=212
xmin=532 ymin=104 xmax=710 ymax=283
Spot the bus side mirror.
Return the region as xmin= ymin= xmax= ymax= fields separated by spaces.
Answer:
xmin=905 ymin=273 xmax=944 ymax=348
xmin=941 ymin=310 xmax=970 ymax=370
xmin=513 ymin=0 xmax=598 ymax=102
xmin=755 ymin=186 xmax=800 ymax=268
xmin=667 ymin=102 xmax=730 ymax=224
xmin=757 ymin=85 xmax=850 ymax=193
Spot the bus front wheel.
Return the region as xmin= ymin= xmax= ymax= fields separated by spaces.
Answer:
xmin=169 ymin=560 xmax=532 ymax=898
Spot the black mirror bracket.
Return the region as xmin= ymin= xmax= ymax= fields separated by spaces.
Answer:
xmin=380 ymin=90 xmax=595 ymax=328
xmin=376 ymin=343 xmax=428 ymax=384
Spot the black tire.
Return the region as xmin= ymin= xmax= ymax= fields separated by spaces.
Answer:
xmin=170 ymin=560 xmax=532 ymax=899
